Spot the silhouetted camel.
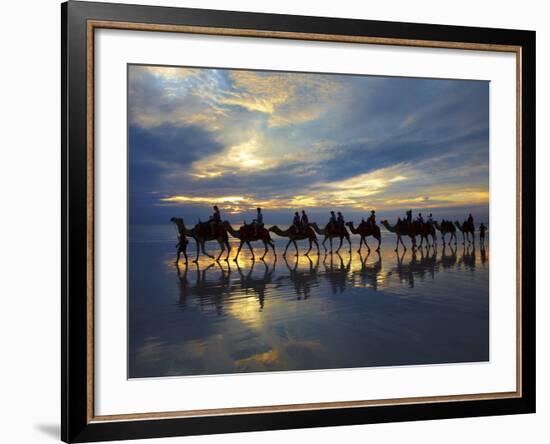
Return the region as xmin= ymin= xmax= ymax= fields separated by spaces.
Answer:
xmin=434 ymin=220 xmax=457 ymax=246
xmin=268 ymin=225 xmax=320 ymax=257
xmin=345 ymin=221 xmax=381 ymax=253
xmin=170 ymin=217 xmax=231 ymax=262
xmin=309 ymin=222 xmax=352 ymax=254
xmin=380 ymin=219 xmax=417 ymax=251
xmin=455 ymin=221 xmax=475 ymax=245
xmin=222 ymin=221 xmax=276 ymax=261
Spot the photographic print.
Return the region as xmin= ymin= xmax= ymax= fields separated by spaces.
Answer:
xmin=128 ymin=64 xmax=489 ymax=379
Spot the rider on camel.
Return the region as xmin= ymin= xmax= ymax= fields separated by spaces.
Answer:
xmin=301 ymin=210 xmax=309 ymax=229
xmin=252 ymin=207 xmax=264 ymax=237
xmin=416 ymin=213 xmax=424 ymax=224
xmin=467 ymin=213 xmax=474 ymax=229
xmin=209 ymin=205 xmax=221 ymax=236
xmin=337 ymin=212 xmax=345 ymax=229
xmin=367 ymin=210 xmax=376 ymax=226
xmin=406 ymin=209 xmax=413 ymax=225
xmin=329 ymin=211 xmax=337 ymax=232
xmin=427 ymin=213 xmax=434 ymax=225
xmin=293 ymin=212 xmax=301 ymax=233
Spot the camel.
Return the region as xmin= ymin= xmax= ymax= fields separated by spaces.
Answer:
xmin=268 ymin=225 xmax=319 ymax=257
xmin=222 ymin=221 xmax=276 ymax=261
xmin=381 ymin=219 xmax=417 ymax=251
xmin=418 ymin=222 xmax=437 ymax=247
xmin=455 ymin=220 xmax=475 ymax=245
xmin=345 ymin=221 xmax=381 ymax=253
xmin=170 ymin=217 xmax=231 ymax=262
xmin=434 ymin=220 xmax=457 ymax=245
xmin=309 ymin=222 xmax=352 ymax=254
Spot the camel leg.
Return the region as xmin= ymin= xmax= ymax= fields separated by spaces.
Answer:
xmin=193 ymin=240 xmax=200 ymax=262
xmin=247 ymin=241 xmax=255 ymax=261
xmin=175 ymin=250 xmax=181 ymax=264
xmin=271 ymin=241 xmax=277 ymax=257
xmin=314 ymin=238 xmax=320 ymax=254
xmin=261 ymin=241 xmax=268 ymax=260
xmin=357 ymin=237 xmax=363 ymax=254
xmin=293 ymin=239 xmax=299 ymax=256
xmin=347 ymin=236 xmax=352 ymax=252
xmin=215 ymin=242 xmax=224 ymax=261
xmin=376 ymin=235 xmax=381 ymax=252
xmin=234 ymin=242 xmax=243 ymax=262
xmin=283 ymin=239 xmax=292 ymax=257
xmin=305 ymin=240 xmax=312 ymax=256
xmin=336 ymin=236 xmax=344 ymax=253
xmin=225 ymin=241 xmax=231 ymax=261
xmin=329 ymin=237 xmax=333 ymax=254
xmin=365 ymin=238 xmax=371 ymax=254
xmin=202 ymin=242 xmax=215 ymax=260
xmin=322 ymin=237 xmax=328 ymax=251
xmin=395 ymin=236 xmax=400 ymax=252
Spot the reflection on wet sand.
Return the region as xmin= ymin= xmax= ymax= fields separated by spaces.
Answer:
xmin=171 ymin=244 xmax=487 ymax=312
xmin=129 ymin=235 xmax=489 ymax=378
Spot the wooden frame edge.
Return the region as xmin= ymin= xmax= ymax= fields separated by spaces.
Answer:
xmin=82 ymin=16 xmax=526 ymax=427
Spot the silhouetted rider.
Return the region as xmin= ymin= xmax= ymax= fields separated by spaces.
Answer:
xmin=252 ymin=207 xmax=264 ymax=236
xmin=293 ymin=212 xmax=301 ymax=233
xmin=209 ymin=205 xmax=221 ymax=235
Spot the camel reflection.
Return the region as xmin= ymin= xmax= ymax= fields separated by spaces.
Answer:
xmin=387 ymin=246 xmax=438 ymax=288
xmin=176 ymin=259 xmax=276 ymax=314
xmin=176 ymin=261 xmax=231 ymax=315
xmin=173 ymin=242 xmax=487 ymax=311
xmin=234 ymin=259 xmax=276 ymax=310
xmin=458 ymin=245 xmax=476 ymax=271
xmin=351 ymin=251 xmax=382 ymax=290
xmin=279 ymin=255 xmax=320 ymax=300
xmin=438 ymin=244 xmax=458 ymax=270
xmin=322 ymin=252 xmax=351 ymax=295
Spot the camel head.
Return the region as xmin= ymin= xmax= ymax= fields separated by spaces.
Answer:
xmin=170 ymin=217 xmax=183 ymax=225
xmin=345 ymin=221 xmax=354 ymax=227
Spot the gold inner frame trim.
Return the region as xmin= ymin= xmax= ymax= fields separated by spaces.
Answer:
xmin=86 ymin=19 xmax=523 ymax=423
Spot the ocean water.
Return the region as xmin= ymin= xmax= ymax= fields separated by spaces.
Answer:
xmin=128 ymin=224 xmax=489 ymax=378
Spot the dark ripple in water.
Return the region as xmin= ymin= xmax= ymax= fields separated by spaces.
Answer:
xmin=129 ymin=226 xmax=489 ymax=378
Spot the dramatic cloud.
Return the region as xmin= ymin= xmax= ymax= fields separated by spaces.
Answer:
xmin=128 ymin=64 xmax=489 ymax=224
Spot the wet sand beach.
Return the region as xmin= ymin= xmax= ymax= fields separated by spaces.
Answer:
xmin=129 ymin=225 xmax=489 ymax=378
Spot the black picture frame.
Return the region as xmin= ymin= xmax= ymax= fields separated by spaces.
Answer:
xmin=62 ymin=1 xmax=536 ymax=442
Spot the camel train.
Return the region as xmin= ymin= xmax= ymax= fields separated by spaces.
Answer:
xmin=170 ymin=212 xmax=484 ymax=263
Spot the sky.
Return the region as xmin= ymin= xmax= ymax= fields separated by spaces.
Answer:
xmin=128 ymin=64 xmax=489 ymax=226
